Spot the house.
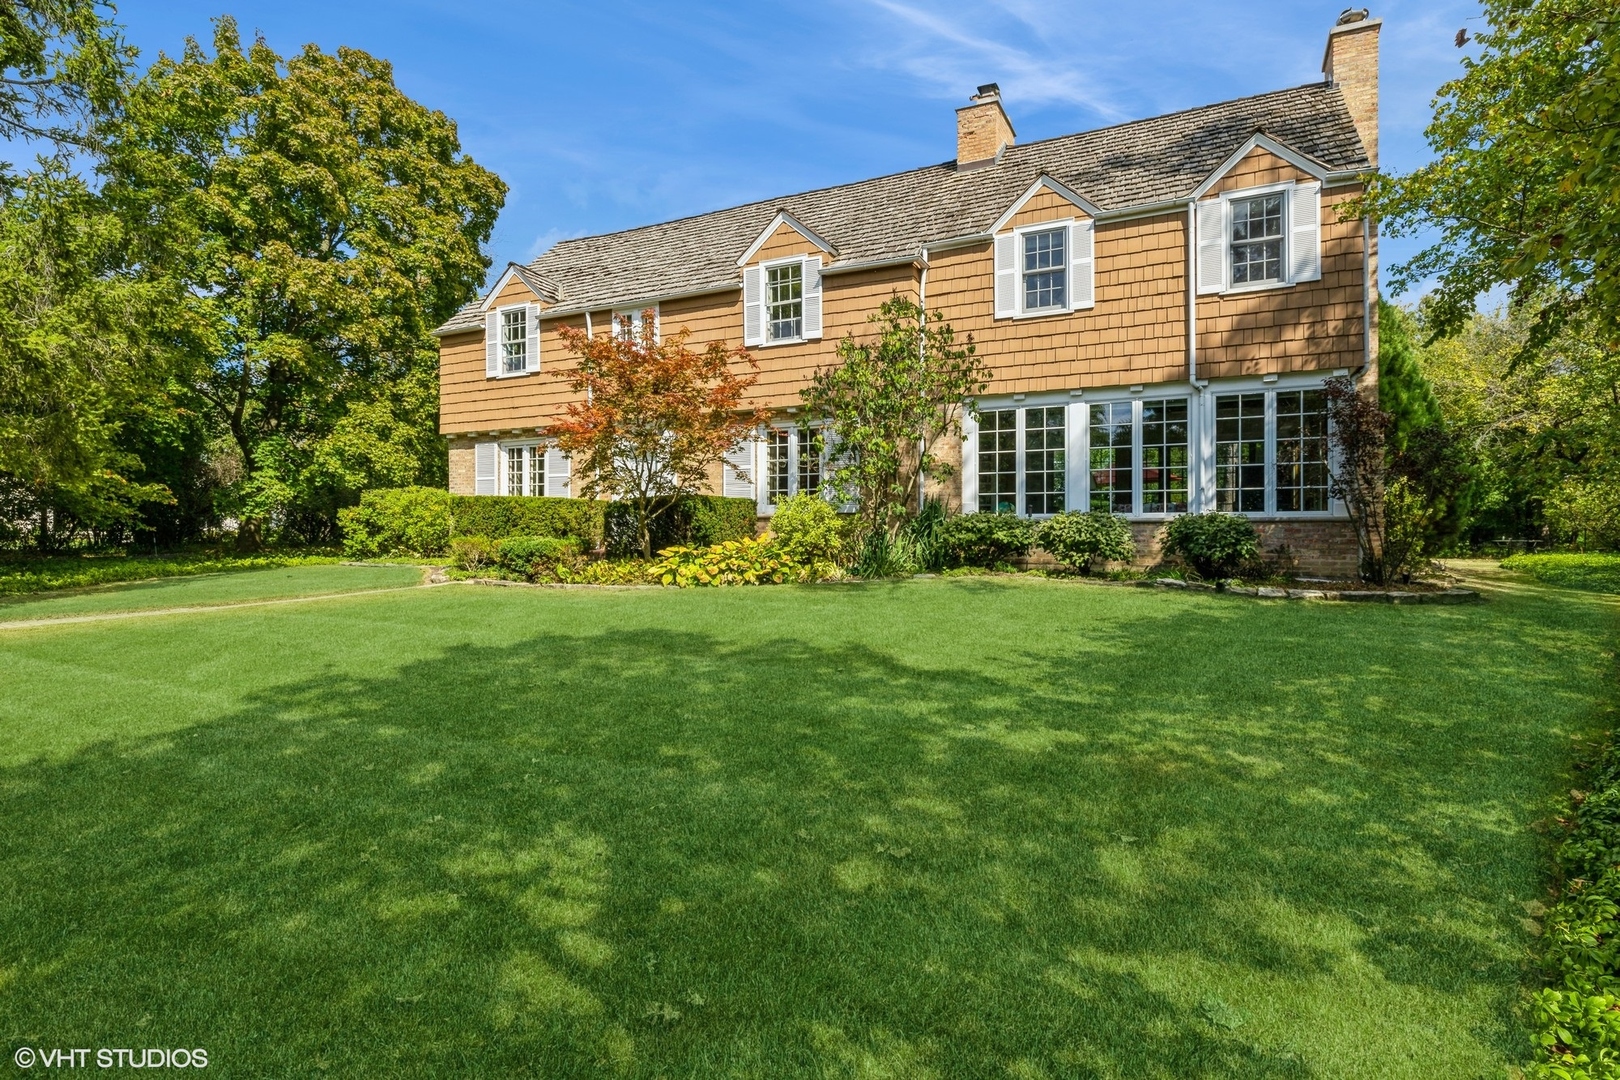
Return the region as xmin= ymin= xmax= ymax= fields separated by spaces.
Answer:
xmin=432 ymin=10 xmax=1383 ymax=576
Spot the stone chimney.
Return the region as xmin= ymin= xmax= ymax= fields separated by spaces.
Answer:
xmin=956 ymin=84 xmax=1015 ymax=169
xmin=1322 ymin=8 xmax=1381 ymax=166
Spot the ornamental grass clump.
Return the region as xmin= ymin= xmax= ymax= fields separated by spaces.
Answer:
xmin=1035 ymin=510 xmax=1135 ymax=574
xmin=1160 ymin=513 xmax=1260 ymax=581
xmin=653 ymin=536 xmax=797 ymax=587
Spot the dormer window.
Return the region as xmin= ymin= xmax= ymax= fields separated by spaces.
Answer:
xmin=1230 ymin=194 xmax=1284 ymax=286
xmin=501 ymin=308 xmax=528 ymax=373
xmin=766 ymin=262 xmax=803 ymax=342
xmin=1022 ymin=228 xmax=1067 ymax=311
xmin=483 ymin=301 xmax=540 ymax=378
xmin=742 ymin=256 xmax=822 ymax=347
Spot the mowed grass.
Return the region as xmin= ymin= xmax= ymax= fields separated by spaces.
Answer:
xmin=0 ymin=569 xmax=1613 ymax=1078
xmin=0 ymin=563 xmax=426 ymax=622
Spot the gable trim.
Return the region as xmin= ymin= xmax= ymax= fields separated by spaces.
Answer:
xmin=1188 ymin=132 xmax=1335 ymax=200
xmin=478 ymin=262 xmax=549 ymax=312
xmin=989 ymin=175 xmax=1102 ymax=235
xmin=735 ymin=210 xmax=837 ymax=268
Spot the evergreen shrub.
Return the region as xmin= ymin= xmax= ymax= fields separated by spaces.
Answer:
xmin=1160 ymin=513 xmax=1260 ymax=580
xmin=1036 ymin=511 xmax=1136 ymax=573
xmin=937 ymin=513 xmax=1036 ymax=568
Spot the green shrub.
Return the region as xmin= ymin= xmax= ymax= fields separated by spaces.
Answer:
xmin=495 ymin=536 xmax=585 ymax=582
xmin=448 ymin=535 xmax=496 ymax=574
xmin=1525 ymin=736 xmax=1620 ymax=1078
xmin=604 ymin=496 xmax=757 ymax=557
xmin=653 ymin=536 xmax=795 ymax=587
xmin=851 ymin=529 xmax=920 ymax=578
xmin=937 ymin=513 xmax=1036 ymax=569
xmin=1036 ymin=511 xmax=1136 ymax=573
xmin=904 ymin=498 xmax=949 ymax=572
xmin=770 ymin=494 xmax=846 ymax=565
xmin=1160 ymin=513 xmax=1260 ymax=580
xmin=338 ymin=487 xmax=453 ymax=559
xmin=449 ymin=495 xmax=604 ymax=550
xmin=339 ymin=488 xmax=605 ymax=558
xmin=1503 ymin=553 xmax=1620 ymax=595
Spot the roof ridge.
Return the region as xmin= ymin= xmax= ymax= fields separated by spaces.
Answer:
xmin=531 ymin=82 xmax=1341 ymax=264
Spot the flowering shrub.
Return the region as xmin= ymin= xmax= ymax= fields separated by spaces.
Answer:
xmin=652 ymin=536 xmax=797 ymax=587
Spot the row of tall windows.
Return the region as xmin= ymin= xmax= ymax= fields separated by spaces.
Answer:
xmin=975 ymin=390 xmax=1325 ymax=517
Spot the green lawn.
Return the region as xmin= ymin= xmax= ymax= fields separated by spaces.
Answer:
xmin=0 ymin=567 xmax=1613 ymax=1078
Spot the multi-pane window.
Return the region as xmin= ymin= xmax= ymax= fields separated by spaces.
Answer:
xmin=1275 ymin=390 xmax=1329 ymax=511
xmin=766 ymin=428 xmax=791 ymax=504
xmin=501 ymin=308 xmax=528 ymax=374
xmin=1022 ymin=228 xmax=1067 ymax=311
xmin=1215 ymin=393 xmax=1267 ymax=512
xmin=1140 ymin=399 xmax=1190 ymax=514
xmin=502 ymin=444 xmax=552 ymax=497
xmin=796 ymin=428 xmax=821 ymax=496
xmin=766 ymin=262 xmax=803 ymax=341
xmin=1088 ymin=402 xmax=1133 ymax=514
xmin=1024 ymin=406 xmax=1066 ymax=515
xmin=977 ymin=409 xmax=1016 ymax=513
xmin=1230 ymin=194 xmax=1284 ymax=286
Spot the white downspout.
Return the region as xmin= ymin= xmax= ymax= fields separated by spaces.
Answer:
xmin=918 ymin=248 xmax=930 ymax=513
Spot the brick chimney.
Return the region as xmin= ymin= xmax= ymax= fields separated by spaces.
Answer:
xmin=1322 ymin=8 xmax=1381 ymax=166
xmin=956 ymin=84 xmax=1015 ymax=169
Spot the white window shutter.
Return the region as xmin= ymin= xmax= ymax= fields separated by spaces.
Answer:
xmin=1069 ymin=219 xmax=1095 ymax=310
xmin=1196 ymin=199 xmax=1226 ymax=295
xmin=722 ymin=438 xmax=755 ymax=499
xmin=993 ymin=233 xmax=1017 ymax=318
xmin=524 ymin=303 xmax=540 ymax=372
xmin=801 ymin=256 xmax=823 ymax=340
xmin=544 ymin=445 xmax=570 ymax=497
xmin=1290 ymin=181 xmax=1322 ymax=284
xmin=484 ymin=310 xmax=500 ymax=377
xmin=742 ymin=266 xmax=764 ymax=346
xmin=474 ymin=441 xmax=498 ymax=495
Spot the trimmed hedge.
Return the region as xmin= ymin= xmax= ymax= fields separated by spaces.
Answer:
xmin=603 ymin=496 xmax=757 ymax=556
xmin=937 ymin=513 xmax=1036 ymax=568
xmin=1527 ymin=735 xmax=1620 ymax=1078
xmin=338 ymin=487 xmax=605 ymax=558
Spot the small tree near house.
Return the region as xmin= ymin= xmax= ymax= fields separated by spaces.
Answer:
xmin=551 ymin=313 xmax=765 ymax=557
xmin=798 ymin=296 xmax=990 ymax=536
xmin=1322 ymin=375 xmax=1426 ymax=584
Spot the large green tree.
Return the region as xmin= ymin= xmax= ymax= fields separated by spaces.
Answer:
xmin=1362 ymin=0 xmax=1620 ymax=343
xmin=99 ymin=19 xmax=505 ymax=544
xmin=0 ymin=0 xmax=128 ymax=150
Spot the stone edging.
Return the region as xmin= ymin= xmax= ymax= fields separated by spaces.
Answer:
xmin=1146 ymin=578 xmax=1481 ymax=603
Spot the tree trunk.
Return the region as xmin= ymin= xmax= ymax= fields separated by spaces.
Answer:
xmin=235 ymin=517 xmax=263 ymax=552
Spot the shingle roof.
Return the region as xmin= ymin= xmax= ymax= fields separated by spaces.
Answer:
xmin=435 ymin=82 xmax=1368 ymax=335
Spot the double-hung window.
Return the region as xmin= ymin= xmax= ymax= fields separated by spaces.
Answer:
xmin=766 ymin=263 xmax=803 ymax=342
xmin=501 ymin=308 xmax=528 ymax=374
xmin=1215 ymin=389 xmax=1329 ymax=514
xmin=1022 ymin=228 xmax=1066 ymax=312
xmin=1230 ymin=194 xmax=1284 ymax=286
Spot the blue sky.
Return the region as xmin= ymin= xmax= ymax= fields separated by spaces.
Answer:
xmin=114 ymin=0 xmax=1486 ymax=296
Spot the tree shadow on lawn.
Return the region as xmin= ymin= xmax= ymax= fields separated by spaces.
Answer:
xmin=0 ymin=594 xmax=1600 ymax=1078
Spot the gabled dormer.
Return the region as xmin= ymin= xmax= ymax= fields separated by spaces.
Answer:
xmin=736 ymin=211 xmax=833 ymax=347
xmin=478 ymin=263 xmax=547 ymax=379
xmin=988 ymin=176 xmax=1098 ymax=320
xmin=1190 ymin=133 xmax=1331 ymax=297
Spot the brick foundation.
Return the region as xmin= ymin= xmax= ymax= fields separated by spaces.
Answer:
xmin=447 ymin=438 xmax=475 ymax=495
xmin=1128 ymin=518 xmax=1360 ymax=579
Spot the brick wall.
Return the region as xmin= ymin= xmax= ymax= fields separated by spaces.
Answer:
xmin=1128 ymin=518 xmax=1360 ymax=578
xmin=448 ymin=438 xmax=475 ymax=495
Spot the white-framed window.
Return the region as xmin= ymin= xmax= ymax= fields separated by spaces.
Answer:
xmin=493 ymin=442 xmax=570 ymax=498
xmin=1024 ymin=406 xmax=1066 ymax=514
xmin=1213 ymin=389 xmax=1329 ymax=515
xmin=766 ymin=262 xmax=803 ymax=342
xmin=976 ymin=409 xmax=1017 ymax=514
xmin=501 ymin=308 xmax=528 ymax=373
xmin=761 ymin=423 xmax=825 ymax=507
xmin=1022 ymin=228 xmax=1067 ymax=312
xmin=973 ymin=406 xmax=1069 ymax=517
xmin=1197 ymin=180 xmax=1321 ymax=295
xmin=743 ymin=256 xmax=822 ymax=347
xmin=484 ymin=301 xmax=540 ymax=379
xmin=1084 ymin=398 xmax=1191 ymax=517
xmin=993 ymin=218 xmax=1095 ymax=320
xmin=612 ymin=305 xmax=659 ymax=342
